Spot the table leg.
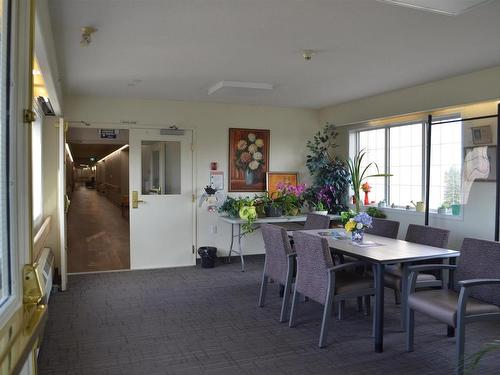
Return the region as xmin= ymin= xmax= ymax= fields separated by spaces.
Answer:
xmin=227 ymin=224 xmax=235 ymax=263
xmin=238 ymin=224 xmax=245 ymax=272
xmin=374 ymin=263 xmax=385 ymax=353
xmin=449 ymin=257 xmax=456 ymax=289
xmin=400 ymin=262 xmax=409 ymax=331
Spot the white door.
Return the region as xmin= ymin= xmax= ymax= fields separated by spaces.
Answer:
xmin=58 ymin=118 xmax=68 ymax=290
xmin=129 ymin=128 xmax=195 ymax=269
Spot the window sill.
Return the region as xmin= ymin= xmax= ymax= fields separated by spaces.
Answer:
xmin=350 ymin=204 xmax=464 ymax=221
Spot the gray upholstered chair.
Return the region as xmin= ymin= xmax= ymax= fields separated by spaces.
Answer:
xmin=365 ymin=218 xmax=400 ymax=239
xmin=258 ymin=224 xmax=296 ymax=322
xmin=385 ymin=224 xmax=450 ymax=304
xmin=406 ymin=238 xmax=500 ymax=375
xmin=303 ymin=213 xmax=331 ymax=230
xmin=289 ymin=231 xmax=375 ymax=348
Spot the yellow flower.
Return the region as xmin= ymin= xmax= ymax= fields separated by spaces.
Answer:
xmin=345 ymin=219 xmax=356 ymax=232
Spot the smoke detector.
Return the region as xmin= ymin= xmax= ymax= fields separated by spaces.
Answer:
xmin=302 ymin=50 xmax=316 ymax=61
xmin=81 ymin=27 xmax=97 ymax=46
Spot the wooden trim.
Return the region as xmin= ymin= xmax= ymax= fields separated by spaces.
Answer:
xmin=33 ymin=216 xmax=51 ymax=261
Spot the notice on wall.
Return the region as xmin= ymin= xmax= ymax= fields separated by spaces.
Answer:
xmin=210 ymin=171 xmax=224 ymax=190
xmin=98 ymin=129 xmax=119 ymax=139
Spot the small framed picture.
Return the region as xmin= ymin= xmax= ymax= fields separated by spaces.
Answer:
xmin=266 ymin=172 xmax=298 ymax=196
xmin=471 ymin=125 xmax=492 ymax=145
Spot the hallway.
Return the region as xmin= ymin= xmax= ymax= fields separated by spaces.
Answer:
xmin=68 ymin=184 xmax=130 ymax=273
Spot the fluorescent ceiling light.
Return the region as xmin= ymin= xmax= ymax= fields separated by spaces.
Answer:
xmin=65 ymin=143 xmax=74 ymax=163
xmin=208 ymin=81 xmax=274 ymax=95
xmin=97 ymin=144 xmax=129 ymax=163
xmin=377 ymin=0 xmax=493 ymax=16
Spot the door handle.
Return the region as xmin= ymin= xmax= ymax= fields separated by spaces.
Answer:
xmin=131 ymin=191 xmax=144 ymax=209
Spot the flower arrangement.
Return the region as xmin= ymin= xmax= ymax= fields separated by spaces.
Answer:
xmin=274 ymin=182 xmax=306 ymax=216
xmin=235 ymin=132 xmax=265 ymax=185
xmin=344 ymin=212 xmax=373 ymax=243
xmin=361 ymin=182 xmax=371 ymax=193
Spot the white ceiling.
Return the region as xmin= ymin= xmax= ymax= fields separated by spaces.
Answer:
xmin=49 ymin=0 xmax=500 ymax=109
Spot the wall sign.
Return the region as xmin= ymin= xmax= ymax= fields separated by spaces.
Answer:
xmin=210 ymin=171 xmax=224 ymax=190
xmin=98 ymin=129 xmax=119 ymax=139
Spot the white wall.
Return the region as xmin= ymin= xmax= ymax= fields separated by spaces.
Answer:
xmin=63 ymin=95 xmax=319 ymax=264
xmin=320 ymin=69 xmax=500 ymax=250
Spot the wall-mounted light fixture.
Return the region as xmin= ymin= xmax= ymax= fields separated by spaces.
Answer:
xmin=97 ymin=144 xmax=129 ymax=163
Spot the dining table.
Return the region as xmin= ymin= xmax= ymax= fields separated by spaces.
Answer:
xmin=294 ymin=228 xmax=460 ymax=353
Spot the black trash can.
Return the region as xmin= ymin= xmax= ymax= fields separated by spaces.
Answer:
xmin=198 ymin=246 xmax=217 ymax=268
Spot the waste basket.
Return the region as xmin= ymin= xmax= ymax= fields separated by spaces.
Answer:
xmin=198 ymin=246 xmax=217 ymax=268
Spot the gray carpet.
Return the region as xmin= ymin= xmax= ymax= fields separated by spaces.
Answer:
xmin=38 ymin=256 xmax=500 ymax=374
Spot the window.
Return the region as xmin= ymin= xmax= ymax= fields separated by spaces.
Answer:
xmin=354 ymin=117 xmax=462 ymax=212
xmin=0 ymin=0 xmax=11 ymax=306
xmin=32 ymin=106 xmax=43 ymax=227
xmin=430 ymin=118 xmax=462 ymax=209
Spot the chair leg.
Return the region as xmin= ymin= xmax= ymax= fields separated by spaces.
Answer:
xmin=447 ymin=326 xmax=455 ymax=337
xmin=337 ymin=300 xmax=345 ymax=320
xmin=258 ymin=275 xmax=268 ymax=307
xmin=394 ymin=289 xmax=401 ymax=305
xmin=364 ymin=296 xmax=371 ymax=316
xmin=357 ymin=296 xmax=363 ymax=312
xmin=280 ymin=280 xmax=292 ymax=323
xmin=288 ymin=287 xmax=299 ymax=328
xmin=456 ymin=322 xmax=465 ymax=375
xmin=319 ymin=296 xmax=334 ymax=348
xmin=406 ymin=308 xmax=415 ymax=352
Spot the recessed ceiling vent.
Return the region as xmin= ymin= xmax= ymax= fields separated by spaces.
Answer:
xmin=208 ymin=81 xmax=274 ymax=96
xmin=378 ymin=0 xmax=493 ymax=16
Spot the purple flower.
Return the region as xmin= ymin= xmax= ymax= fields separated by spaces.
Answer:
xmin=353 ymin=212 xmax=373 ymax=228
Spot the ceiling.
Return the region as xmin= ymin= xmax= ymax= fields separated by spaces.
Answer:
xmin=68 ymin=143 xmax=125 ymax=166
xmin=49 ymin=0 xmax=500 ymax=109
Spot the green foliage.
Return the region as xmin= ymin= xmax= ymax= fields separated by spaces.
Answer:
xmin=340 ymin=210 xmax=357 ymax=225
xmin=346 ymin=149 xmax=391 ymax=212
xmin=366 ymin=207 xmax=386 ymax=219
xmin=305 ymin=124 xmax=350 ymax=201
xmin=444 ymin=166 xmax=461 ymax=205
xmin=218 ymin=196 xmax=257 ymax=233
xmin=464 ymin=339 xmax=500 ymax=373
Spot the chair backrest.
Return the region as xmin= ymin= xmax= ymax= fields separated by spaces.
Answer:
xmin=303 ymin=213 xmax=331 ymax=230
xmin=365 ymin=218 xmax=400 ymax=239
xmin=261 ymin=224 xmax=293 ymax=284
xmin=293 ymin=231 xmax=334 ymax=305
xmin=455 ymin=238 xmax=500 ymax=306
xmin=405 ymin=224 xmax=450 ymax=248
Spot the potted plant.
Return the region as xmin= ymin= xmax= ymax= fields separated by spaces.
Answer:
xmin=218 ymin=196 xmax=257 ymax=233
xmin=312 ymin=201 xmax=328 ymax=215
xmin=366 ymin=207 xmax=386 ymax=219
xmin=260 ymin=193 xmax=283 ymax=217
xmin=346 ymin=150 xmax=391 ymax=213
xmin=274 ymin=182 xmax=306 ymax=216
xmin=344 ymin=212 xmax=373 ymax=243
xmin=437 ymin=204 xmax=447 ymax=215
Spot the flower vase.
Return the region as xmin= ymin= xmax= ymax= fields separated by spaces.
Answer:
xmin=351 ymin=230 xmax=364 ymax=244
xmin=364 ymin=191 xmax=370 ymax=206
xmin=245 ymin=169 xmax=255 ymax=185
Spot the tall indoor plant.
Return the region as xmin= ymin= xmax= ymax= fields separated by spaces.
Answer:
xmin=347 ymin=150 xmax=390 ymax=212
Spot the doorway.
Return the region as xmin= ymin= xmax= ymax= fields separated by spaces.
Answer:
xmin=66 ymin=128 xmax=130 ymax=273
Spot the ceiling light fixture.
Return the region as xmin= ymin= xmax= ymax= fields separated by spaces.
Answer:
xmin=377 ymin=0 xmax=493 ymax=16
xmin=65 ymin=143 xmax=74 ymax=163
xmin=302 ymin=50 xmax=316 ymax=61
xmin=208 ymin=81 xmax=274 ymax=95
xmin=81 ymin=26 xmax=97 ymax=46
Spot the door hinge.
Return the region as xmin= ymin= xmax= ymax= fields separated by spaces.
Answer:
xmin=23 ymin=109 xmax=36 ymax=123
xmin=192 ymin=245 xmax=195 ymax=254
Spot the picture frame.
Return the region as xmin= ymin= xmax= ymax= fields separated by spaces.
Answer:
xmin=464 ymin=146 xmax=496 ymax=182
xmin=471 ymin=125 xmax=492 ymax=145
xmin=266 ymin=172 xmax=299 ymax=196
xmin=228 ymin=128 xmax=270 ymax=192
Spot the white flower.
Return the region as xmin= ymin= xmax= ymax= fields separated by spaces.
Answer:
xmin=356 ymin=223 xmax=363 ymax=230
xmin=248 ymin=144 xmax=258 ymax=154
xmin=237 ymin=140 xmax=247 ymax=151
xmin=249 ymin=160 xmax=259 ymax=170
xmin=248 ymin=133 xmax=256 ymax=142
xmin=253 ymin=151 xmax=263 ymax=160
xmin=255 ymin=139 xmax=264 ymax=148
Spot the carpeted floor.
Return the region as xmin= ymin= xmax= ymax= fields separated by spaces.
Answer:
xmin=38 ymin=256 xmax=500 ymax=375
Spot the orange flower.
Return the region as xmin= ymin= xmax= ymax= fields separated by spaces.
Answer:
xmin=362 ymin=182 xmax=371 ymax=192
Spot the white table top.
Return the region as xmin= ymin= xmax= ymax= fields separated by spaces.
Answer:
xmin=219 ymin=214 xmax=341 ymax=225
xmin=292 ymin=228 xmax=460 ymax=264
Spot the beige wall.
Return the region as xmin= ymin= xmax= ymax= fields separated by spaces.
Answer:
xmin=95 ymin=148 xmax=129 ymax=206
xmin=64 ymin=95 xmax=319 ymax=261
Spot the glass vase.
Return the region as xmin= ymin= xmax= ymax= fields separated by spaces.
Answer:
xmin=351 ymin=230 xmax=364 ymax=244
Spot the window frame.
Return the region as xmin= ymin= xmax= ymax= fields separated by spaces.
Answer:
xmin=351 ymin=113 xmax=462 ymax=212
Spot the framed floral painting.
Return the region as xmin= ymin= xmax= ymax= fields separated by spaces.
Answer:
xmin=229 ymin=128 xmax=270 ymax=192
xmin=267 ymin=172 xmax=298 ymax=196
